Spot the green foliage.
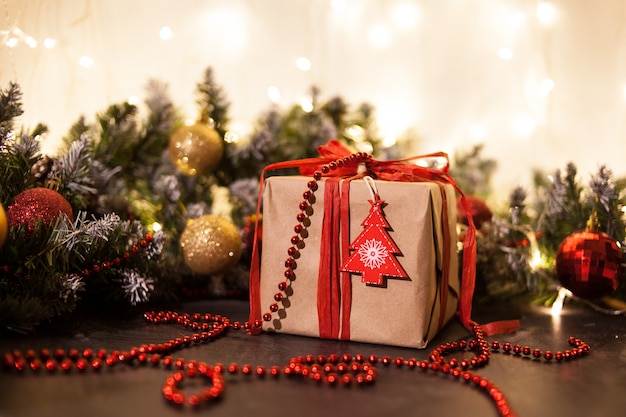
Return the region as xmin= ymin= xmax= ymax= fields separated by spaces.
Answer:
xmin=0 ymin=134 xmax=40 ymax=205
xmin=476 ymin=162 xmax=626 ymax=305
xmin=0 ymin=67 xmax=392 ymax=331
xmin=196 ymin=67 xmax=230 ymax=135
xmin=229 ymin=86 xmax=383 ymax=180
xmin=0 ymin=82 xmax=23 ymax=130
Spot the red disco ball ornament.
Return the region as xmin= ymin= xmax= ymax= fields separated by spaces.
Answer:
xmin=555 ymin=230 xmax=622 ymax=299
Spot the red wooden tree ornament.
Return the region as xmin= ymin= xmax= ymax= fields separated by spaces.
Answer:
xmin=340 ymin=194 xmax=409 ymax=286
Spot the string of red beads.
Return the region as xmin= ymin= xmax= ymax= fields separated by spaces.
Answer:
xmin=0 ymin=233 xmax=155 ymax=280
xmin=254 ymin=152 xmax=374 ymax=332
xmin=2 ymin=309 xmax=590 ymax=415
xmin=0 ymin=153 xmax=593 ymax=416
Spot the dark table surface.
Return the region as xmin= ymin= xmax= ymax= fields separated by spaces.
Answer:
xmin=0 ymin=298 xmax=625 ymax=417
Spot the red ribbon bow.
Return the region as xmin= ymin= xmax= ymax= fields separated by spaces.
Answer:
xmin=249 ymin=140 xmax=519 ymax=337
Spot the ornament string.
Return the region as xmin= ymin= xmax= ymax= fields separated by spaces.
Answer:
xmin=2 ymin=309 xmax=591 ymax=417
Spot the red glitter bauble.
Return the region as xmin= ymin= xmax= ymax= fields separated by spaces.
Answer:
xmin=555 ymin=230 xmax=622 ymax=299
xmin=7 ymin=188 xmax=73 ymax=232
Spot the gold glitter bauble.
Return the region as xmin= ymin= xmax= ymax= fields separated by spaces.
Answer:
xmin=0 ymin=202 xmax=7 ymax=247
xmin=168 ymin=123 xmax=224 ymax=176
xmin=180 ymin=215 xmax=243 ymax=275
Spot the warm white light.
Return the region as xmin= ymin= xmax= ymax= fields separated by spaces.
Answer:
xmin=551 ymin=287 xmax=571 ymax=317
xmin=528 ymin=249 xmax=542 ymax=270
xmin=24 ymin=36 xmax=37 ymax=48
xmin=369 ymin=24 xmax=392 ymax=48
xmin=537 ymin=3 xmax=556 ymax=25
xmin=391 ymin=2 xmax=420 ymax=30
xmin=224 ymin=131 xmax=239 ymax=144
xmin=79 ymin=55 xmax=94 ymax=68
xmin=382 ymin=135 xmax=397 ymax=148
xmin=159 ymin=26 xmax=173 ymax=40
xmin=151 ymin=222 xmax=163 ymax=233
xmin=295 ymin=57 xmax=311 ymax=71
xmin=376 ymin=98 xmax=413 ymax=139
xmin=43 ymin=38 xmax=56 ymax=48
xmin=300 ymin=96 xmax=313 ymax=113
xmin=498 ymin=48 xmax=513 ymax=61
xmin=539 ymin=78 xmax=555 ymax=96
xmin=127 ymin=96 xmax=140 ymax=105
xmin=6 ymin=37 xmax=18 ymax=48
xmin=469 ymin=125 xmax=486 ymax=140
xmin=346 ymin=125 xmax=365 ymax=141
xmin=507 ymin=11 xmax=527 ymax=28
xmin=267 ymin=86 xmax=281 ymax=103
xmin=512 ymin=113 xmax=535 ymax=136
xmin=202 ymin=8 xmax=248 ymax=53
xmin=355 ymin=141 xmax=374 ymax=154
xmin=331 ymin=0 xmax=347 ymax=10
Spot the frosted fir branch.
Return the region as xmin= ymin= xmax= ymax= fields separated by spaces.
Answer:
xmin=58 ymin=133 xmax=97 ymax=195
xmin=544 ymin=169 xmax=567 ymax=220
xmin=154 ymin=174 xmax=181 ymax=202
xmin=143 ymin=230 xmax=164 ymax=260
xmin=116 ymin=269 xmax=154 ymax=305
xmin=509 ymin=186 xmax=527 ymax=209
xmin=247 ymin=129 xmax=274 ymax=160
xmin=59 ymin=274 xmax=85 ymax=302
xmin=14 ymin=133 xmax=41 ymax=159
xmin=230 ymin=178 xmax=260 ymax=213
xmin=589 ymin=165 xmax=617 ymax=214
xmin=186 ymin=202 xmax=209 ymax=219
xmin=58 ymin=212 xmax=121 ymax=253
xmin=90 ymin=160 xmax=122 ymax=189
xmin=0 ymin=82 xmax=23 ymax=129
xmin=508 ymin=186 xmax=527 ymax=226
xmin=144 ymin=79 xmax=176 ymax=132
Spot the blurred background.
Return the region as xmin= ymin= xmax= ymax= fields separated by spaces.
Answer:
xmin=1 ymin=0 xmax=625 ymax=205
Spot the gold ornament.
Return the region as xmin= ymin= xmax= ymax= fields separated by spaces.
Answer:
xmin=0 ymin=202 xmax=7 ymax=247
xmin=169 ymin=123 xmax=224 ymax=176
xmin=180 ymin=215 xmax=242 ymax=275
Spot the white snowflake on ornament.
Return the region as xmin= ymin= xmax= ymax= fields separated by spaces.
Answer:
xmin=357 ymin=238 xmax=389 ymax=269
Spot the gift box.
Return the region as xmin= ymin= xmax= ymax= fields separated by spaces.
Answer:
xmin=251 ymin=171 xmax=460 ymax=348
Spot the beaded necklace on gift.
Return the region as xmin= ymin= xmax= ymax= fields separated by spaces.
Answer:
xmin=2 ymin=152 xmax=590 ymax=417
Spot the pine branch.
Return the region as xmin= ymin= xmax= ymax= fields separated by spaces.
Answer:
xmin=0 ymin=134 xmax=41 ymax=204
xmin=93 ymin=102 xmax=140 ymax=168
xmin=196 ymin=67 xmax=230 ymax=134
xmin=0 ymin=82 xmax=23 ymax=132
xmin=51 ymin=134 xmax=97 ymax=209
xmin=588 ymin=165 xmax=625 ymax=241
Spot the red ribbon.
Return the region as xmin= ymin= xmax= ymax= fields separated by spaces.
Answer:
xmin=248 ymin=140 xmax=519 ymax=337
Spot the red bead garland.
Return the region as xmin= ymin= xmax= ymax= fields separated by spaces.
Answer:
xmin=1 ymin=309 xmax=590 ymax=416
xmin=0 ymin=232 xmax=154 ymax=280
xmin=0 ymin=153 xmax=593 ymax=416
xmin=254 ymin=152 xmax=374 ymax=328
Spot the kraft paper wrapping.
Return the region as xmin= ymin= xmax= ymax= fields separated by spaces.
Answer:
xmin=259 ymin=176 xmax=459 ymax=348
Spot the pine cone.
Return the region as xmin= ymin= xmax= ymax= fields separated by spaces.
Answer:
xmin=31 ymin=156 xmax=53 ymax=183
